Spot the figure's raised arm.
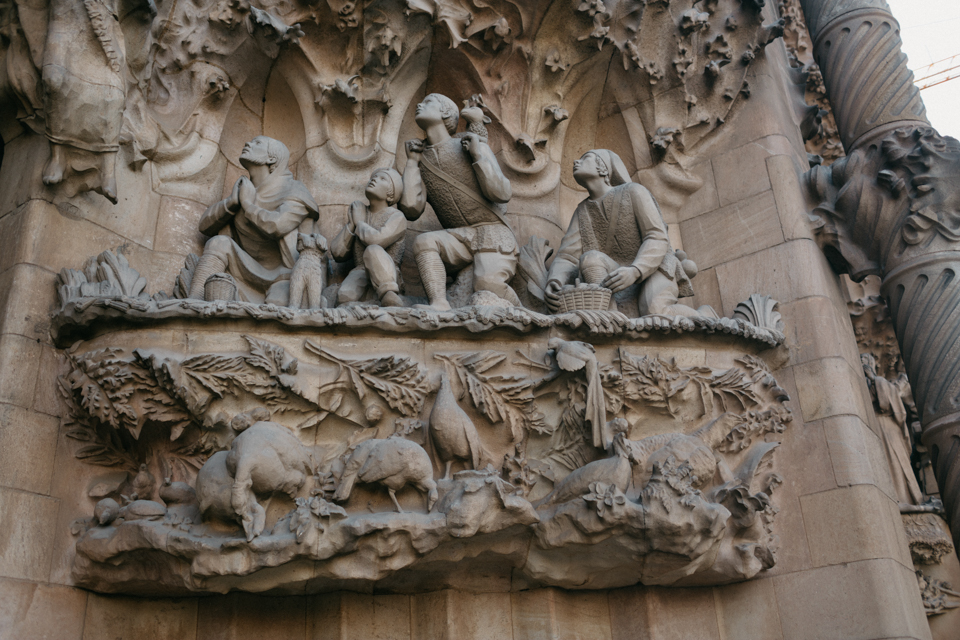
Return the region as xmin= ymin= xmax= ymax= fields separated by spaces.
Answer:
xmin=399 ymin=140 xmax=427 ymax=219
xmin=463 ymin=133 xmax=511 ymax=204
xmin=357 ymin=209 xmax=407 ymax=248
xmin=199 ymin=179 xmax=242 ymax=236
xmin=628 ymin=184 xmax=670 ymax=280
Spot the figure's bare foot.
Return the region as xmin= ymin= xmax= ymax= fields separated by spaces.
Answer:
xmin=42 ymin=144 xmax=66 ymax=185
xmin=381 ymin=291 xmax=403 ymax=307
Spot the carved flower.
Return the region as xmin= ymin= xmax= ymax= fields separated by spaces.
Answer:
xmin=577 ymin=0 xmax=606 ymax=18
xmin=545 ymin=51 xmax=569 ymax=73
xmin=583 ymin=481 xmax=626 ymax=519
xmin=292 ymin=496 xmax=347 ymax=543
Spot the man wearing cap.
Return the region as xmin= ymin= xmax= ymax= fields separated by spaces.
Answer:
xmin=545 ymin=149 xmax=708 ymax=318
xmin=399 ymin=93 xmax=517 ymax=310
xmin=331 ymin=167 xmax=407 ymax=307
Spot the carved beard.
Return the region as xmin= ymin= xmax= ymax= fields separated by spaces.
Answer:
xmin=240 ymin=147 xmax=271 ymax=170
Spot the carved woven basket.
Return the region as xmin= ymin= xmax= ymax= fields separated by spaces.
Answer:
xmin=556 ymin=282 xmax=612 ymax=312
xmin=204 ymin=272 xmax=238 ymax=302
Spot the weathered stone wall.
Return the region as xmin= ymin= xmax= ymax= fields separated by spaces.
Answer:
xmin=0 ymin=2 xmax=935 ymax=639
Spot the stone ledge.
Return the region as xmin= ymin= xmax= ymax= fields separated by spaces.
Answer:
xmin=50 ymin=296 xmax=786 ymax=348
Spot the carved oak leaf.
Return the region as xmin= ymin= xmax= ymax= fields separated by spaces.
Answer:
xmin=305 ymin=341 xmax=428 ymax=417
xmin=435 ymin=352 xmax=547 ymax=442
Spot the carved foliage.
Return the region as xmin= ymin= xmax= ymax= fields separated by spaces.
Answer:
xmin=435 ymin=351 xmax=546 ymax=442
xmin=306 ymin=340 xmax=429 ymax=417
xmin=64 ymin=334 xmax=793 ymax=594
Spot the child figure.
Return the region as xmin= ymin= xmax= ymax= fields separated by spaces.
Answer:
xmin=331 ymin=168 xmax=407 ymax=307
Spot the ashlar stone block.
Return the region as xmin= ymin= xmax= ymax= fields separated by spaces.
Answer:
xmin=0 ymin=403 xmax=60 ymax=495
xmin=800 ymin=484 xmax=912 ymax=570
xmin=773 ymin=559 xmax=932 ymax=640
xmin=0 ymin=486 xmax=59 ymax=582
xmin=0 ymin=578 xmax=87 ymax=640
xmin=82 ymin=594 xmax=198 ymax=640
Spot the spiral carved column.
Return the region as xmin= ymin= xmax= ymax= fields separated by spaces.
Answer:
xmin=800 ymin=0 xmax=960 ymax=546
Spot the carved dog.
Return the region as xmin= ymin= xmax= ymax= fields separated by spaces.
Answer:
xmin=289 ymin=232 xmax=328 ymax=309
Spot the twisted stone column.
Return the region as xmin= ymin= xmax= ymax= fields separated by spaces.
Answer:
xmin=799 ymin=0 xmax=960 ymax=543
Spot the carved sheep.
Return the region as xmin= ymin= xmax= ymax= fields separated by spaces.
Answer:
xmin=196 ymin=419 xmax=313 ymax=541
xmin=333 ymin=437 xmax=438 ymax=512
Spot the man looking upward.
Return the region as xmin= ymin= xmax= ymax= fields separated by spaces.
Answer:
xmin=188 ymin=136 xmax=319 ymax=303
xmin=399 ymin=94 xmax=517 ymax=310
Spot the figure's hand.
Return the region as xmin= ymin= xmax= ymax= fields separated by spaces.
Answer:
xmin=238 ymin=177 xmax=257 ymax=211
xmin=347 ymin=201 xmax=364 ymax=233
xmin=227 ymin=178 xmax=242 ymax=212
xmin=405 ymin=139 xmax=424 ymax=162
xmin=356 ymin=222 xmax=376 ymax=245
xmin=544 ymin=280 xmax=563 ymax=312
xmin=602 ymin=266 xmax=641 ymax=293
xmin=461 ymin=132 xmax=482 ymax=161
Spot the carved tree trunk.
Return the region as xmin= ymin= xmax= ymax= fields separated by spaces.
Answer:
xmin=799 ymin=0 xmax=960 ymax=545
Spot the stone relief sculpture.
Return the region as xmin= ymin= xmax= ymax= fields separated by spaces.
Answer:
xmin=10 ymin=0 xmax=813 ymax=602
xmin=544 ymin=149 xmax=715 ymax=318
xmin=61 ymin=330 xmax=793 ymax=594
xmin=399 ymin=93 xmax=518 ymax=310
xmin=861 ymin=352 xmax=924 ymax=507
xmin=39 ymin=0 xmax=147 ymax=202
xmin=797 ymin=0 xmax=960 ymax=549
xmin=186 ymin=136 xmax=321 ymax=304
xmin=330 ymin=167 xmax=406 ymax=307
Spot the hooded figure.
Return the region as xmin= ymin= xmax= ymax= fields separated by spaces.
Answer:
xmin=545 ymin=149 xmax=712 ymax=318
xmin=188 ymin=136 xmax=320 ymax=304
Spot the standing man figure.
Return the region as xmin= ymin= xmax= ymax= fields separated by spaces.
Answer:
xmin=399 ymin=93 xmax=517 ymax=310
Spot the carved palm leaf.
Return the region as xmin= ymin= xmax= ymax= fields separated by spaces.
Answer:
xmin=436 ymin=351 xmax=546 ymax=441
xmin=305 ymin=341 xmax=428 ymax=417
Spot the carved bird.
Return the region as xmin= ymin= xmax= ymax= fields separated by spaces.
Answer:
xmin=159 ymin=477 xmax=197 ymax=506
xmin=548 ymin=338 xmax=607 ymax=449
xmin=535 ymin=430 xmax=635 ymax=508
xmin=333 ymin=438 xmax=438 ymax=512
xmin=460 ymin=106 xmax=491 ymax=143
xmin=429 ymin=374 xmax=483 ymax=480
xmin=131 ymin=463 xmax=156 ymax=501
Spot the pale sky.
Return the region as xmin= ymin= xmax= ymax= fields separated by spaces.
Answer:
xmin=887 ymin=0 xmax=960 ymax=140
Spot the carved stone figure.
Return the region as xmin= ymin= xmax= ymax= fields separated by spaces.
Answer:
xmin=862 ymin=353 xmax=924 ymax=506
xmin=429 ymin=374 xmax=482 ymax=479
xmin=288 ymin=233 xmax=328 ymax=310
xmin=330 ymin=168 xmax=406 ymax=307
xmin=39 ymin=0 xmax=146 ymax=202
xmin=545 ymin=150 xmax=713 ymax=318
xmin=196 ymin=415 xmax=313 ymax=541
xmin=535 ymin=431 xmax=635 ymax=508
xmin=399 ymin=93 xmax=517 ymax=310
xmin=333 ymin=437 xmax=438 ymax=512
xmin=188 ymin=136 xmax=320 ymax=304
